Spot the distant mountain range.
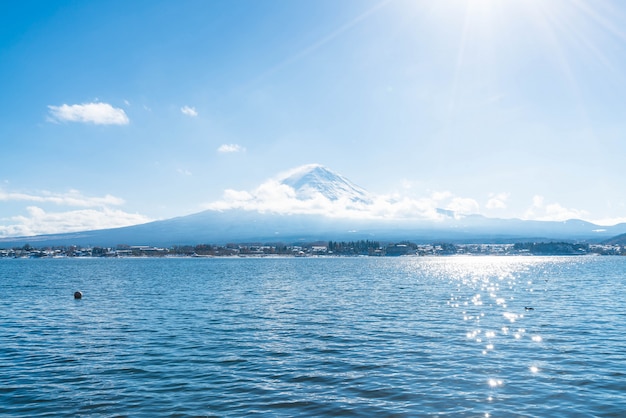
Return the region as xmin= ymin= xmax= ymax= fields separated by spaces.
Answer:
xmin=2 ymin=164 xmax=626 ymax=247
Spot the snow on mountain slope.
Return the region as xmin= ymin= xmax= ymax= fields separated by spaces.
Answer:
xmin=277 ymin=164 xmax=372 ymax=204
xmin=206 ymin=163 xmax=380 ymax=216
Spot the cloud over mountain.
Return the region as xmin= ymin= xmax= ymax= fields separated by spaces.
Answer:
xmin=205 ymin=164 xmax=475 ymax=221
xmin=0 ymin=189 xmax=151 ymax=237
xmin=0 ymin=206 xmax=151 ymax=237
xmin=524 ymin=195 xmax=589 ymax=222
xmin=1 ymin=165 xmax=612 ymax=239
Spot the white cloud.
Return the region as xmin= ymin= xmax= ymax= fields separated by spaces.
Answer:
xmin=523 ymin=195 xmax=589 ymax=222
xmin=181 ymin=105 xmax=198 ymax=117
xmin=446 ymin=197 xmax=480 ymax=214
xmin=207 ymin=180 xmax=620 ymax=225
xmin=47 ymin=102 xmax=129 ymax=125
xmin=431 ymin=191 xmax=453 ymax=201
xmin=0 ymin=189 xmax=124 ymax=207
xmin=204 ymin=178 xmax=477 ymax=221
xmin=177 ymin=168 xmax=192 ymax=176
xmin=0 ymin=206 xmax=151 ymax=237
xmin=0 ymin=189 xmax=152 ymax=237
xmin=590 ymin=216 xmax=626 ymax=226
xmin=217 ymin=144 xmax=246 ymax=153
xmin=486 ymin=192 xmax=509 ymax=209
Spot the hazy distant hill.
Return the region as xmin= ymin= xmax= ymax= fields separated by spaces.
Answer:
xmin=2 ymin=165 xmax=626 ymax=247
xmin=602 ymin=232 xmax=626 ymax=245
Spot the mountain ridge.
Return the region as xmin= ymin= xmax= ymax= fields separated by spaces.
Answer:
xmin=1 ymin=209 xmax=625 ymax=248
xmin=1 ymin=164 xmax=626 ymax=247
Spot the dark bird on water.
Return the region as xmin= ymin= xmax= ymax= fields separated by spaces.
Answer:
xmin=525 ymin=306 xmax=534 ymax=311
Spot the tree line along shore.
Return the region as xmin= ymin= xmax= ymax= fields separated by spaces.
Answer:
xmin=1 ymin=240 xmax=624 ymax=258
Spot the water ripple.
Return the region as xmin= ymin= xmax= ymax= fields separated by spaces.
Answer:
xmin=1 ymin=257 xmax=625 ymax=416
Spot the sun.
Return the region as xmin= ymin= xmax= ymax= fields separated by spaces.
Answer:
xmin=401 ymin=0 xmax=624 ymax=102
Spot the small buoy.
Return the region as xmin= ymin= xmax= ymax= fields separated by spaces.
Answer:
xmin=74 ymin=291 xmax=83 ymax=299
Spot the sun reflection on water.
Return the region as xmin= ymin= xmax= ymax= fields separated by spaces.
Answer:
xmin=423 ymin=256 xmax=558 ymax=411
xmin=488 ymin=379 xmax=503 ymax=387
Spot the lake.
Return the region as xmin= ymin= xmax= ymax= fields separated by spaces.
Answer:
xmin=1 ymin=256 xmax=625 ymax=417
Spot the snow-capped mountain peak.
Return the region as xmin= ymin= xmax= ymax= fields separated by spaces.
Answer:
xmin=277 ymin=164 xmax=372 ymax=204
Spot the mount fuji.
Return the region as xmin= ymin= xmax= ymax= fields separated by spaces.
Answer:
xmin=278 ymin=164 xmax=372 ymax=204
xmin=2 ymin=164 xmax=626 ymax=247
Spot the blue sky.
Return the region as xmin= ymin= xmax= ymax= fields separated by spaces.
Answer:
xmin=2 ymin=0 xmax=626 ymax=237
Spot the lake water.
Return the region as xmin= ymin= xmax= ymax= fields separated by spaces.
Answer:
xmin=1 ymin=256 xmax=625 ymax=417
